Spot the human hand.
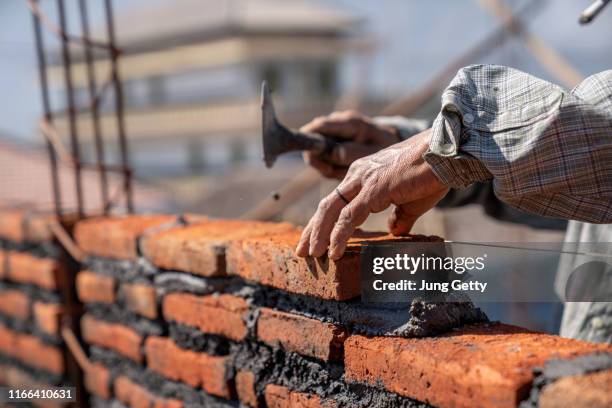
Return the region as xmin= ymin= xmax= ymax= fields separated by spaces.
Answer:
xmin=296 ymin=129 xmax=449 ymax=260
xmin=300 ymin=110 xmax=401 ymax=179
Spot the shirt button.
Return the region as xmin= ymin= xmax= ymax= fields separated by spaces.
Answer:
xmin=591 ymin=317 xmax=604 ymax=329
xmin=463 ymin=113 xmax=474 ymax=124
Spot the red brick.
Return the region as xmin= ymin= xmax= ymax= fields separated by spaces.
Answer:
xmin=81 ymin=315 xmax=143 ymax=362
xmin=76 ymin=270 xmax=116 ymax=304
xmin=0 ymin=289 xmax=30 ymax=320
xmin=0 ymin=209 xmax=26 ymax=243
xmin=236 ymin=370 xmax=259 ymax=408
xmin=22 ymin=211 xmax=56 ymax=243
xmin=257 ymin=308 xmax=346 ymax=361
xmin=85 ymin=363 xmax=111 ymax=399
xmin=74 ymin=214 xmax=176 ymax=260
xmin=115 ymin=375 xmax=183 ymax=408
xmin=227 ymin=230 xmax=442 ymax=300
xmin=539 ymin=369 xmax=612 ymax=408
xmin=344 ymin=323 xmax=612 ymax=408
xmin=33 ymin=302 xmax=63 ymax=335
xmin=163 ymin=293 xmax=248 ymax=341
xmin=0 ymin=327 xmax=65 ymax=376
xmin=0 ymin=208 xmax=56 ymax=243
xmin=140 ymin=219 xmax=293 ymax=277
xmin=122 ymin=282 xmax=158 ymax=319
xmin=264 ymin=384 xmax=335 ymax=408
xmin=6 ymin=251 xmax=62 ymax=291
xmin=144 ymin=336 xmax=232 ymax=399
xmin=0 ymin=248 xmax=6 ymax=279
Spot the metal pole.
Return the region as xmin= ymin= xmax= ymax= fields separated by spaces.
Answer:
xmin=57 ymin=0 xmax=84 ymax=216
xmin=78 ymin=0 xmax=109 ymax=213
xmin=104 ymin=0 xmax=133 ymax=213
xmin=31 ymin=0 xmax=62 ymax=218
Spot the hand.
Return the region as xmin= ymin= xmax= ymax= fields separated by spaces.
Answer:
xmin=300 ymin=110 xmax=401 ymax=179
xmin=296 ymin=129 xmax=449 ymax=260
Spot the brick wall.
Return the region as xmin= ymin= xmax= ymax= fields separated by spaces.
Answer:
xmin=1 ymin=209 xmax=611 ymax=407
xmin=0 ymin=207 xmax=84 ymax=405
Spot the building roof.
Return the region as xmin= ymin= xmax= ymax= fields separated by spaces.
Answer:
xmin=0 ymin=139 xmax=172 ymax=213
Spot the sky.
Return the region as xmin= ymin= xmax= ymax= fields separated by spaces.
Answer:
xmin=0 ymin=0 xmax=610 ymax=142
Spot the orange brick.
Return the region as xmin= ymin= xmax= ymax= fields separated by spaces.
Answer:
xmin=227 ymin=230 xmax=442 ymax=300
xmin=0 ymin=248 xmax=6 ymax=279
xmin=0 ymin=325 xmax=17 ymax=355
xmin=115 ymin=375 xmax=183 ymax=408
xmin=264 ymin=384 xmax=335 ymax=408
xmin=539 ymin=369 xmax=612 ymax=408
xmin=145 ymin=336 xmax=232 ymax=399
xmin=81 ymin=315 xmax=143 ymax=362
xmin=257 ymin=308 xmax=346 ymax=361
xmin=22 ymin=211 xmax=55 ymax=243
xmin=0 ymin=289 xmax=30 ymax=320
xmin=0 ymin=208 xmax=55 ymax=243
xmin=140 ymin=219 xmax=293 ymax=277
xmin=0 ymin=209 xmax=26 ymax=243
xmin=163 ymin=293 xmax=248 ymax=341
xmin=74 ymin=214 xmax=176 ymax=260
xmin=33 ymin=302 xmax=63 ymax=335
xmin=122 ymin=282 xmax=157 ymax=319
xmin=6 ymin=251 xmax=62 ymax=291
xmin=16 ymin=332 xmax=64 ymax=375
xmin=85 ymin=363 xmax=111 ymax=399
xmin=344 ymin=323 xmax=612 ymax=408
xmin=76 ymin=271 xmax=116 ymax=304
xmin=236 ymin=370 xmax=259 ymax=408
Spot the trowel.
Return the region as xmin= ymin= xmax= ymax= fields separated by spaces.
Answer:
xmin=261 ymin=81 xmax=338 ymax=168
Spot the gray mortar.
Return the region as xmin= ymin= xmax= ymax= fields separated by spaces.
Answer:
xmin=0 ymin=313 xmax=62 ymax=346
xmin=0 ymin=354 xmax=65 ymax=386
xmin=519 ymin=352 xmax=612 ymax=408
xmin=154 ymin=272 xmax=234 ymax=296
xmin=84 ymin=257 xmax=158 ymax=283
xmin=0 ymin=238 xmax=59 ymax=259
xmin=170 ymin=323 xmax=230 ymax=355
xmin=0 ymin=280 xmax=61 ymax=304
xmin=87 ymin=303 xmax=164 ymax=337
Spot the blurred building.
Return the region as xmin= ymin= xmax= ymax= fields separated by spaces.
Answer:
xmin=47 ymin=0 xmax=363 ymax=181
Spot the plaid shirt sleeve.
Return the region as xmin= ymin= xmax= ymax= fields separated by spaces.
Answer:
xmin=423 ymin=65 xmax=612 ymax=224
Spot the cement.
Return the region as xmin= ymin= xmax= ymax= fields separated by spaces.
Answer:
xmin=520 ymin=352 xmax=612 ymax=408
xmin=87 ymin=303 xmax=164 ymax=337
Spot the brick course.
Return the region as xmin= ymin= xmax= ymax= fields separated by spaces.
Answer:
xmin=6 ymin=251 xmax=62 ymax=290
xmin=76 ymin=270 xmax=116 ymax=304
xmin=0 ymin=289 xmax=30 ymax=320
xmin=344 ymin=323 xmax=612 ymax=408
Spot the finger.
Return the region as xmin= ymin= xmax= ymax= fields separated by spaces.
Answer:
xmin=300 ymin=114 xmax=363 ymax=140
xmin=388 ymin=204 xmax=419 ymax=236
xmin=329 ymin=192 xmax=371 ymax=260
xmin=296 ymin=220 xmax=314 ymax=257
xmin=308 ymin=178 xmax=362 ymax=257
xmin=330 ymin=142 xmax=381 ymax=167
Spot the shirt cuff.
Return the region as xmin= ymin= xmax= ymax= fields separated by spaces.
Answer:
xmin=423 ymin=112 xmax=492 ymax=189
xmin=372 ymin=116 xmax=430 ymax=140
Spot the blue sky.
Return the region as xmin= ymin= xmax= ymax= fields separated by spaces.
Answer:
xmin=0 ymin=0 xmax=610 ymax=142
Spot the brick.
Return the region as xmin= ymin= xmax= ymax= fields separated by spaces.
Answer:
xmin=264 ymin=384 xmax=335 ymax=408
xmin=76 ymin=270 xmax=116 ymax=304
xmin=257 ymin=308 xmax=346 ymax=361
xmin=344 ymin=323 xmax=612 ymax=408
xmin=0 ymin=289 xmax=30 ymax=320
xmin=236 ymin=370 xmax=259 ymax=408
xmin=6 ymin=251 xmax=62 ymax=291
xmin=22 ymin=211 xmax=55 ymax=243
xmin=33 ymin=302 xmax=63 ymax=335
xmin=539 ymin=369 xmax=612 ymax=408
xmin=145 ymin=336 xmax=232 ymax=399
xmin=81 ymin=315 xmax=143 ymax=362
xmin=227 ymin=230 xmax=442 ymax=301
xmin=115 ymin=375 xmax=183 ymax=408
xmin=141 ymin=219 xmax=293 ymax=277
xmin=74 ymin=214 xmax=176 ymax=260
xmin=0 ymin=209 xmax=26 ymax=243
xmin=0 ymin=326 xmax=65 ymax=375
xmin=85 ymin=363 xmax=111 ymax=399
xmin=163 ymin=293 xmax=248 ymax=341
xmin=0 ymin=248 xmax=6 ymax=279
xmin=121 ymin=282 xmax=158 ymax=319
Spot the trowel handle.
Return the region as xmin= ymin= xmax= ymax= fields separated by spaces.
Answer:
xmin=294 ymin=131 xmax=337 ymax=156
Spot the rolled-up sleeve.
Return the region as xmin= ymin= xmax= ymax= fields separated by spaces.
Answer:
xmin=424 ymin=65 xmax=612 ymax=224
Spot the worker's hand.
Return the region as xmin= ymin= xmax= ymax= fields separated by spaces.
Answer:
xmin=300 ymin=110 xmax=401 ymax=179
xmin=296 ymin=129 xmax=449 ymax=260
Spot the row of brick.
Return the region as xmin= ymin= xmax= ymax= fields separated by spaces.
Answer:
xmin=0 ymin=207 xmax=56 ymax=244
xmin=0 ymin=288 xmax=63 ymax=336
xmin=0 ymin=324 xmax=64 ymax=375
xmin=74 ymin=215 xmax=441 ymax=300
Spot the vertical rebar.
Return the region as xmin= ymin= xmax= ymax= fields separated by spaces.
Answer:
xmin=78 ymin=0 xmax=109 ymax=214
xmin=104 ymin=0 xmax=133 ymax=213
xmin=31 ymin=0 xmax=62 ymax=218
xmin=57 ymin=0 xmax=84 ymax=216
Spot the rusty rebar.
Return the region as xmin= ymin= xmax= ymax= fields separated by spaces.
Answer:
xmin=78 ymin=0 xmax=109 ymax=214
xmin=31 ymin=0 xmax=62 ymax=218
